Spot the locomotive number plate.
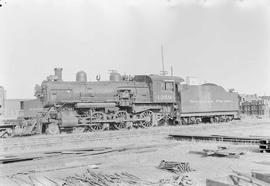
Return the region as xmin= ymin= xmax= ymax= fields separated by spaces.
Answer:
xmin=157 ymin=95 xmax=172 ymax=100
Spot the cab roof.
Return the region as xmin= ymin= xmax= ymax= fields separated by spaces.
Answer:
xmin=134 ymin=74 xmax=184 ymax=83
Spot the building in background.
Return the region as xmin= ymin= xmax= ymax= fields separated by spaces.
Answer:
xmin=1 ymin=98 xmax=43 ymax=121
xmin=0 ymin=86 xmax=33 ymax=120
xmin=4 ymin=99 xmax=29 ymax=120
xmin=240 ymin=94 xmax=270 ymax=117
xmin=260 ymin=96 xmax=270 ymax=102
xmin=240 ymin=94 xmax=258 ymax=102
xmin=20 ymin=99 xmax=43 ymax=118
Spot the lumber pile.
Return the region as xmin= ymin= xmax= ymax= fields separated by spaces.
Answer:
xmin=157 ymin=160 xmax=195 ymax=174
xmin=63 ymin=170 xmax=156 ymax=186
xmin=159 ymin=175 xmax=192 ymax=186
xmin=259 ymin=139 xmax=270 ymax=153
xmin=8 ymin=171 xmax=193 ymax=186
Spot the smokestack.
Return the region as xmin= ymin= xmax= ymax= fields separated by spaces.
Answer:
xmin=54 ymin=68 xmax=63 ymax=81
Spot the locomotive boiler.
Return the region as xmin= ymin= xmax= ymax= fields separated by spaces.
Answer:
xmin=34 ymin=68 xmax=184 ymax=134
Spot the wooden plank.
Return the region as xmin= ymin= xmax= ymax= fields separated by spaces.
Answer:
xmin=232 ymin=170 xmax=269 ymax=186
xmin=206 ymin=179 xmax=234 ymax=186
xmin=252 ymin=172 xmax=270 ymax=184
xmin=0 ymin=147 xmax=112 ymax=164
xmin=255 ymin=161 xmax=270 ymax=166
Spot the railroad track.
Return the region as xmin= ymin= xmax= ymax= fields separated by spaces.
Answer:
xmin=0 ymin=121 xmax=266 ymax=155
xmin=0 ymin=126 xmax=176 ymax=154
xmin=168 ymin=134 xmax=264 ymax=144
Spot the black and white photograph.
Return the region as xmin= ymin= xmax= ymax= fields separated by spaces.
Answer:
xmin=0 ymin=0 xmax=270 ymax=185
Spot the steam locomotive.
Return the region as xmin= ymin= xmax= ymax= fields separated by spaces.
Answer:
xmin=30 ymin=68 xmax=239 ymax=135
xmin=33 ymin=68 xmax=183 ymax=134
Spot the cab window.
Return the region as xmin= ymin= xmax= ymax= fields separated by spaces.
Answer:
xmin=165 ymin=82 xmax=174 ymax=91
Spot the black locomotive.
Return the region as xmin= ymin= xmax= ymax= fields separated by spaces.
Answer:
xmin=34 ymin=68 xmax=184 ymax=134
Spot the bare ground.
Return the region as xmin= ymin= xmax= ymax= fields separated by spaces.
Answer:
xmin=0 ymin=119 xmax=270 ymax=186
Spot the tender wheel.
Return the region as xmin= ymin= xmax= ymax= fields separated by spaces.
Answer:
xmin=46 ymin=123 xmax=60 ymax=135
xmin=214 ymin=117 xmax=220 ymax=123
xmin=140 ymin=110 xmax=153 ymax=128
xmin=113 ymin=111 xmax=130 ymax=130
xmin=219 ymin=116 xmax=226 ymax=122
xmin=195 ymin=118 xmax=201 ymax=124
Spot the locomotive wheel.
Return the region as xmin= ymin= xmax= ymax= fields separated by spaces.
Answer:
xmin=113 ymin=111 xmax=130 ymax=130
xmin=46 ymin=123 xmax=60 ymax=135
xmin=140 ymin=110 xmax=153 ymax=128
xmin=89 ymin=112 xmax=106 ymax=131
xmin=90 ymin=123 xmax=104 ymax=131
xmin=91 ymin=112 xmax=106 ymax=121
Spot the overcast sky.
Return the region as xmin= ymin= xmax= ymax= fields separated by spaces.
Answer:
xmin=0 ymin=0 xmax=270 ymax=99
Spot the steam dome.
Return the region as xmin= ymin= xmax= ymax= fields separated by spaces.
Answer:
xmin=76 ymin=71 xmax=87 ymax=82
xmin=109 ymin=71 xmax=121 ymax=81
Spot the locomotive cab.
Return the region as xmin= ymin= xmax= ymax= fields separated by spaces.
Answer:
xmin=133 ymin=75 xmax=183 ymax=103
xmin=133 ymin=75 xmax=183 ymax=124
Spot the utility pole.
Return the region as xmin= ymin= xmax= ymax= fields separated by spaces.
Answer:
xmin=160 ymin=45 xmax=168 ymax=76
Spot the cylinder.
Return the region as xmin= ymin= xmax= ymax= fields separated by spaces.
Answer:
xmin=54 ymin=68 xmax=63 ymax=81
xmin=76 ymin=71 xmax=87 ymax=82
